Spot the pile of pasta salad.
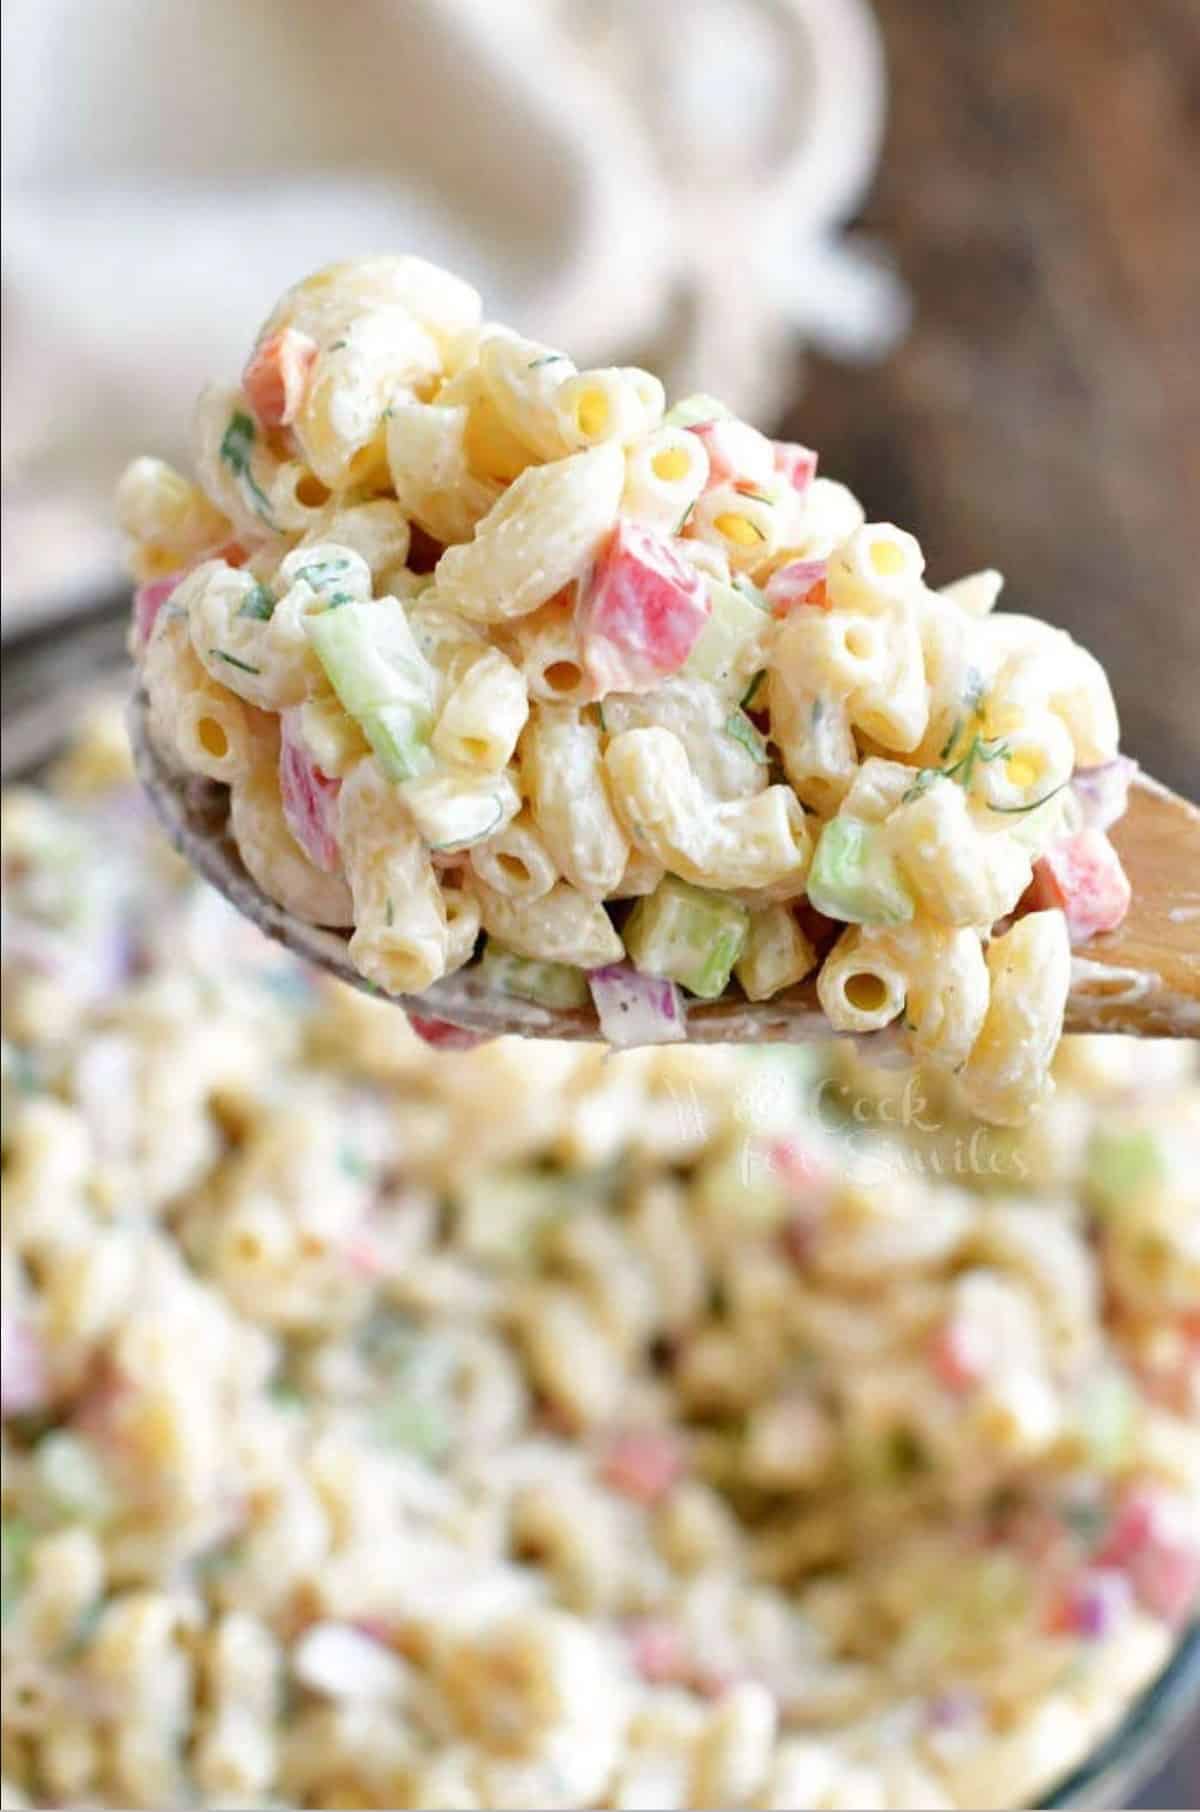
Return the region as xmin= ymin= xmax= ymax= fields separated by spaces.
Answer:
xmin=2 ymin=708 xmax=1196 ymax=1812
xmin=121 ymin=257 xmax=1137 ymax=1124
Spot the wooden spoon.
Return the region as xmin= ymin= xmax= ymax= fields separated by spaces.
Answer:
xmin=129 ymin=688 xmax=1200 ymax=1044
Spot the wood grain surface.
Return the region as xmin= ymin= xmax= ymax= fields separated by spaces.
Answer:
xmin=780 ymin=0 xmax=1200 ymax=799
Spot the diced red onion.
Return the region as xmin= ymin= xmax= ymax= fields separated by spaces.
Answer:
xmin=1052 ymin=1567 xmax=1133 ymax=1640
xmin=1071 ymin=756 xmax=1137 ymax=832
xmin=926 ymin=1687 xmax=983 ymax=1731
xmin=1 ymin=1313 xmax=48 ymax=1419
xmin=588 ymin=964 xmax=687 ymax=1047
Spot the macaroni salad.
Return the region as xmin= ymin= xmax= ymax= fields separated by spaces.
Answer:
xmin=120 ymin=257 xmax=1136 ymax=1123
xmin=2 ymin=711 xmax=1196 ymax=1812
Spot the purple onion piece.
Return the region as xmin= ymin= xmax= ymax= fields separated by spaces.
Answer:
xmin=588 ymin=964 xmax=687 ymax=1047
xmin=1071 ymin=757 xmax=1137 ymax=832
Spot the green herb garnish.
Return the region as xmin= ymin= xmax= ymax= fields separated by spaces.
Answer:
xmin=236 ymin=583 xmax=276 ymax=621
xmin=987 ymin=782 xmax=1069 ymax=815
xmin=528 ymin=353 xmax=567 ymax=370
xmin=676 ymin=498 xmax=696 ymax=535
xmin=903 ymin=732 xmax=1011 ymax=804
xmin=385 ymin=896 xmax=395 ymax=928
xmin=210 ymin=648 xmax=262 ymax=676
xmin=330 ymin=338 xmax=348 ymax=351
xmin=295 ymin=555 xmax=351 ymax=588
xmin=219 ymin=411 xmax=276 ymax=525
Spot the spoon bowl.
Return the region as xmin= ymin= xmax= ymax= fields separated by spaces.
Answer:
xmin=130 ymin=687 xmax=1200 ymax=1045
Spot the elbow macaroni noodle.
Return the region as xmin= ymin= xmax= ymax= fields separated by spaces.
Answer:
xmin=124 ymin=254 xmax=1134 ymax=1122
xmin=1 ymin=710 xmax=1196 ymax=1811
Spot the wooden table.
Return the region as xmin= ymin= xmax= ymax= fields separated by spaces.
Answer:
xmin=781 ymin=0 xmax=1200 ymax=799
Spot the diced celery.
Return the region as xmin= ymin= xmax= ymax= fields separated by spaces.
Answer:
xmin=455 ymin=1170 xmax=572 ymax=1266
xmin=663 ymin=393 xmax=734 ymax=428
xmin=307 ymin=599 xmax=435 ymax=781
xmin=477 ymin=940 xmax=589 ymax=1009
xmin=1074 ymin=1369 xmax=1137 ymax=1471
xmin=724 ymin=710 xmax=768 ymax=764
xmin=624 ymin=875 xmax=750 ymax=1000
xmin=1 ymin=1517 xmax=33 ymax=1623
xmin=807 ymin=818 xmax=914 ymax=926
xmin=1085 ymin=1128 xmax=1164 ymax=1213
xmin=682 ymin=577 xmax=770 ymax=694
xmin=34 ymin=1432 xmax=116 ymax=1525
xmin=373 ymin=1394 xmax=450 ymax=1462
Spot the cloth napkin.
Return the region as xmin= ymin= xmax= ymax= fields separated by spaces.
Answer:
xmin=1 ymin=0 xmax=905 ymax=633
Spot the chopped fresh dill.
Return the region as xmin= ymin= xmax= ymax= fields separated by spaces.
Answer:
xmin=528 ymin=353 xmax=567 ymax=369
xmin=219 ymin=412 xmax=276 ymax=525
xmin=210 ymin=648 xmax=261 ymax=675
xmin=988 ymin=781 xmax=1070 ymax=814
xmin=236 ymin=583 xmax=275 ymax=621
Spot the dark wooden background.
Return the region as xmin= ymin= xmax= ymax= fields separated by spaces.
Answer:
xmin=782 ymin=0 xmax=1200 ymax=800
xmin=789 ymin=3 xmax=1200 ymax=1800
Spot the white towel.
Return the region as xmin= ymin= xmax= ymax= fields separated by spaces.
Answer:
xmin=1 ymin=0 xmax=904 ymax=631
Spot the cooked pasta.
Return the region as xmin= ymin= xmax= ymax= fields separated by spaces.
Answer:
xmin=121 ymin=255 xmax=1136 ymax=1121
xmin=1 ymin=711 xmax=1195 ymax=1812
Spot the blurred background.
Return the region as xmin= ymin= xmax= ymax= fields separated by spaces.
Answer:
xmin=1 ymin=1 xmax=1196 ymax=1798
xmin=4 ymin=0 xmax=1195 ymax=800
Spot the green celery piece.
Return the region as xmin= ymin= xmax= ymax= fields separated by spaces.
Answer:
xmin=725 ymin=710 xmax=768 ymax=764
xmin=1 ymin=1517 xmax=33 ymax=1622
xmin=373 ymin=1394 xmax=450 ymax=1462
xmin=477 ymin=941 xmax=589 ymax=1009
xmin=664 ymin=393 xmax=734 ymax=428
xmin=625 ymin=875 xmax=750 ymax=1000
xmin=683 ymin=577 xmax=769 ymax=693
xmin=34 ymin=1433 xmax=116 ymax=1525
xmin=1085 ymin=1129 xmax=1164 ymax=1213
xmin=307 ymin=600 xmax=435 ymax=781
xmin=807 ymin=818 xmax=915 ymax=926
xmin=455 ymin=1170 xmax=573 ymax=1266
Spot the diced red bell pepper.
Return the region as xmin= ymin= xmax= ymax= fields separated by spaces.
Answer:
xmin=626 ymin=1619 xmax=690 ymax=1685
xmin=687 ymin=417 xmax=775 ymax=488
xmin=133 ymin=573 xmax=185 ymax=648
xmin=407 ymin=1015 xmax=490 ymax=1050
xmin=243 ymin=327 xmax=319 ymax=429
xmin=600 ymin=1428 xmax=687 ymax=1504
xmin=578 ymin=519 xmax=711 ymax=694
xmin=772 ymin=441 xmax=819 ymax=495
xmin=765 ymin=558 xmax=829 ymax=615
xmin=1023 ymin=830 xmax=1131 ymax=944
xmin=928 ymin=1317 xmax=991 ymax=1393
xmin=279 ymin=709 xmax=342 ymax=873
